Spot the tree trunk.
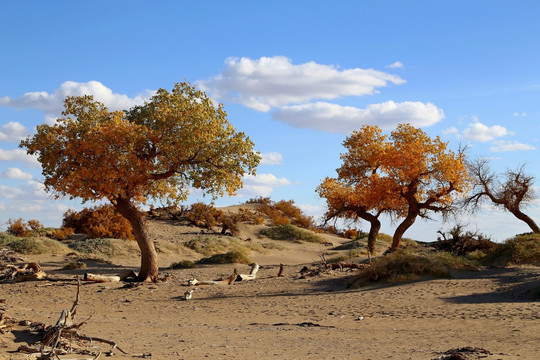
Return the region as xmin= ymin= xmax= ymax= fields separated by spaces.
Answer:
xmin=509 ymin=208 xmax=540 ymax=233
xmin=366 ymin=217 xmax=381 ymax=255
xmin=391 ymin=212 xmax=417 ymax=252
xmin=114 ymin=197 xmax=159 ymax=282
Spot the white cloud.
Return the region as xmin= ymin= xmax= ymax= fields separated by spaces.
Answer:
xmin=0 ymin=148 xmax=39 ymax=165
xmin=442 ymin=126 xmax=458 ymax=135
xmin=260 ymin=152 xmax=284 ymax=165
xmin=462 ymin=121 xmax=510 ymax=142
xmin=0 ymin=122 xmax=30 ymax=142
xmin=512 ymin=112 xmax=527 ymax=117
xmin=387 ymin=61 xmax=404 ymax=69
xmin=490 ymin=140 xmax=537 ymax=152
xmin=238 ymin=173 xmax=292 ymax=197
xmin=272 ymin=100 xmax=444 ymax=133
xmin=2 ymin=167 xmax=33 ymax=180
xmin=0 ymin=81 xmax=154 ymax=122
xmin=199 ymin=56 xmax=405 ymax=112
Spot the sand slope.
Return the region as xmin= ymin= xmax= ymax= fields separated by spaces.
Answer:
xmin=1 ymin=217 xmax=539 ymax=359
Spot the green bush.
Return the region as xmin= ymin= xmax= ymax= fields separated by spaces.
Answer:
xmin=170 ymin=260 xmax=195 ymax=269
xmin=198 ymin=249 xmax=252 ymax=264
xmin=483 ymin=233 xmax=540 ymax=266
xmin=68 ymin=238 xmax=115 ymax=256
xmin=260 ymin=224 xmax=324 ymax=243
xmin=352 ymin=248 xmax=477 ymax=286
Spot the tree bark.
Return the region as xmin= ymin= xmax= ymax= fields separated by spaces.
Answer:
xmin=391 ymin=212 xmax=417 ymax=251
xmin=509 ymin=207 xmax=540 ymax=234
xmin=366 ymin=217 xmax=381 ymax=255
xmin=114 ymin=197 xmax=159 ymax=282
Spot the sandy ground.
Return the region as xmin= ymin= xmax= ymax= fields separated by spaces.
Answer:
xmin=1 ymin=217 xmax=540 ymax=359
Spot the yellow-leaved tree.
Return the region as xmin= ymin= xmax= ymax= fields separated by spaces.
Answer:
xmin=21 ymin=82 xmax=261 ymax=282
xmin=318 ymin=124 xmax=471 ymax=253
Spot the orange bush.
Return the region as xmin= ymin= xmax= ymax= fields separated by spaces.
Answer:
xmin=187 ymin=202 xmax=222 ymax=229
xmin=50 ymin=227 xmax=75 ymax=241
xmin=6 ymin=218 xmax=31 ymax=238
xmin=62 ymin=205 xmax=134 ymax=240
xmin=343 ymin=228 xmax=358 ymax=239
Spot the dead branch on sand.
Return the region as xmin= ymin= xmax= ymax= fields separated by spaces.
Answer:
xmin=187 ymin=263 xmax=260 ymax=286
xmin=83 ymin=270 xmax=137 ymax=283
xmin=15 ymin=277 xmax=127 ymax=359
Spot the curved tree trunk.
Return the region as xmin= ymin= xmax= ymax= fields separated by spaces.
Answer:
xmin=366 ymin=217 xmax=381 ymax=255
xmin=114 ymin=197 xmax=159 ymax=282
xmin=391 ymin=212 xmax=417 ymax=252
xmin=509 ymin=208 xmax=540 ymax=234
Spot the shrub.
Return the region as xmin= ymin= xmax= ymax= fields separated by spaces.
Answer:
xmin=170 ymin=260 xmax=195 ymax=269
xmin=218 ymin=213 xmax=241 ymax=235
xmin=184 ymin=237 xmax=232 ymax=256
xmin=68 ymin=238 xmax=115 ymax=256
xmin=198 ymin=249 xmax=252 ymax=264
xmin=6 ymin=237 xmax=46 ymax=254
xmin=27 ymin=219 xmax=44 ymax=232
xmin=483 ymin=233 xmax=540 ymax=266
xmin=352 ymin=248 xmax=477 ymax=286
xmin=343 ymin=228 xmax=358 ymax=240
xmin=50 ymin=227 xmax=75 ymax=241
xmin=6 ymin=218 xmax=31 ymax=238
xmin=260 ymin=224 xmax=324 ymax=243
xmin=435 ymin=224 xmax=495 ymax=256
xmin=187 ymin=202 xmax=222 ymax=229
xmin=62 ymin=205 xmax=134 ymax=240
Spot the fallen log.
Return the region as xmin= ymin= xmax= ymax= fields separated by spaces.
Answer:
xmin=236 ymin=263 xmax=259 ymax=281
xmin=83 ymin=270 xmax=137 ymax=283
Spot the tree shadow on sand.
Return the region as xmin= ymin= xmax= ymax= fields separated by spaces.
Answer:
xmin=442 ymin=267 xmax=540 ymax=304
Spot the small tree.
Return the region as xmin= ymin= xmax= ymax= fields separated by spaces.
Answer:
xmin=464 ymin=159 xmax=539 ymax=233
xmin=318 ymin=124 xmax=471 ymax=253
xmin=317 ymin=125 xmax=402 ymax=255
xmin=386 ymin=124 xmax=471 ymax=251
xmin=21 ymin=82 xmax=260 ymax=281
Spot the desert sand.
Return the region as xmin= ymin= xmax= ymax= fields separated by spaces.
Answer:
xmin=1 ymin=216 xmax=539 ymax=360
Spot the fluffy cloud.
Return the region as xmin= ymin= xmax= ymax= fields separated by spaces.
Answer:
xmin=0 ymin=122 xmax=30 ymax=142
xmin=238 ymin=173 xmax=292 ymax=197
xmin=490 ymin=140 xmax=537 ymax=152
xmin=0 ymin=148 xmax=39 ymax=165
xmin=0 ymin=81 xmax=154 ymax=123
xmin=387 ymin=61 xmax=404 ymax=69
xmin=2 ymin=167 xmax=33 ymax=180
xmin=260 ymin=152 xmax=284 ymax=165
xmin=463 ymin=121 xmax=510 ymax=142
xmin=272 ymin=101 xmax=444 ymax=133
xmin=199 ymin=56 xmax=405 ymax=112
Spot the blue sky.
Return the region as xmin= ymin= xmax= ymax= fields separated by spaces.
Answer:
xmin=1 ymin=1 xmax=539 ymax=242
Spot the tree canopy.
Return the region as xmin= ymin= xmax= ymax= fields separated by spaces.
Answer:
xmin=21 ymin=82 xmax=260 ymax=281
xmin=318 ymin=124 xmax=471 ymax=252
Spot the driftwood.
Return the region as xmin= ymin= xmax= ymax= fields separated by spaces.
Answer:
xmin=235 ymin=263 xmax=259 ymax=281
xmin=16 ymin=277 xmax=127 ymax=359
xmin=187 ymin=264 xmax=260 ymax=286
xmin=0 ymin=262 xmax=47 ymax=283
xmin=83 ymin=270 xmax=137 ymax=283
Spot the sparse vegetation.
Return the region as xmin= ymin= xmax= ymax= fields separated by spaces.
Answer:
xmin=170 ymin=260 xmax=195 ymax=269
xmin=68 ymin=238 xmax=115 ymax=256
xmin=352 ymin=248 xmax=478 ymax=286
xmin=0 ymin=234 xmax=70 ymax=255
xmin=482 ymin=233 xmax=540 ymax=267
xmin=198 ymin=249 xmax=252 ymax=264
xmin=260 ymin=224 xmax=324 ymax=243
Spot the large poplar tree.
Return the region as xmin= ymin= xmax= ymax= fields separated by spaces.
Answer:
xmin=21 ymin=82 xmax=260 ymax=281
